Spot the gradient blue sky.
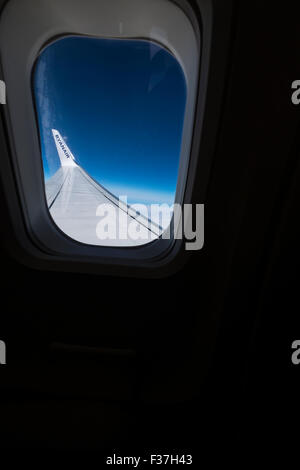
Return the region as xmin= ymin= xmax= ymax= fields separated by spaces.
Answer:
xmin=33 ymin=36 xmax=186 ymax=206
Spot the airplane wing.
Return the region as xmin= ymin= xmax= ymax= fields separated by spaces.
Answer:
xmin=44 ymin=130 xmax=162 ymax=246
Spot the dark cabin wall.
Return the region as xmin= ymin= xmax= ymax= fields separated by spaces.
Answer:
xmin=0 ymin=0 xmax=299 ymax=453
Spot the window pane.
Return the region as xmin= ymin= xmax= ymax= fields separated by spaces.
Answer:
xmin=33 ymin=36 xmax=187 ymax=246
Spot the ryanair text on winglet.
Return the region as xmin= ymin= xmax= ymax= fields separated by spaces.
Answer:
xmin=0 ymin=340 xmax=6 ymax=365
xmin=55 ymin=133 xmax=72 ymax=159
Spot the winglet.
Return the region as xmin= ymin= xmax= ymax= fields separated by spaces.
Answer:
xmin=52 ymin=129 xmax=77 ymax=167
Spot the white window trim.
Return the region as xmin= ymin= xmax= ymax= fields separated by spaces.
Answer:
xmin=0 ymin=0 xmax=202 ymax=270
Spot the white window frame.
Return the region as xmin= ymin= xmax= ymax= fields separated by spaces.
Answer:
xmin=0 ymin=0 xmax=210 ymax=274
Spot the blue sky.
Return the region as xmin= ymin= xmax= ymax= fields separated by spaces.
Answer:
xmin=34 ymin=36 xmax=186 ymax=206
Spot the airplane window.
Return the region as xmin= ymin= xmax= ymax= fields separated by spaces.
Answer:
xmin=33 ymin=36 xmax=187 ymax=247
